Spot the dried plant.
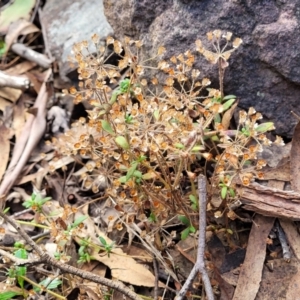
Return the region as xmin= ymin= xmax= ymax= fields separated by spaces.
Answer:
xmin=49 ymin=30 xmax=281 ymax=233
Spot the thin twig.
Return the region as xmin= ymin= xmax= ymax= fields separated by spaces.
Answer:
xmin=176 ymin=175 xmax=214 ymax=300
xmin=11 ymin=43 xmax=52 ymax=69
xmin=275 ymin=220 xmax=291 ymax=262
xmin=153 ymin=257 xmax=159 ymax=300
xmin=0 ymin=71 xmax=30 ymax=89
xmin=11 ymin=208 xmax=33 ymax=218
xmin=0 ymin=210 xmax=143 ymax=300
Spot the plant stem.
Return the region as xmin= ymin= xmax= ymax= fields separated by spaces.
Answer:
xmin=16 ymin=220 xmax=50 ymax=230
xmin=176 ymin=175 xmax=214 ymax=300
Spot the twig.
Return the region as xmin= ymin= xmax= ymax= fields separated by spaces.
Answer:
xmin=31 ymin=230 xmax=50 ymax=241
xmin=0 ymin=71 xmax=30 ymax=89
xmin=11 ymin=208 xmax=33 ymax=218
xmin=153 ymin=257 xmax=159 ymax=300
xmin=11 ymin=43 xmax=52 ymax=69
xmin=0 ymin=210 xmax=143 ymax=300
xmin=176 ymin=175 xmax=214 ymax=300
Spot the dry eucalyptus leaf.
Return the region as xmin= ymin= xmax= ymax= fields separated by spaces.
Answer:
xmin=5 ymin=19 xmax=39 ymax=53
xmin=12 ymin=96 xmax=26 ymax=141
xmin=222 ymin=101 xmax=238 ymax=130
xmin=0 ymin=86 xmax=22 ymax=102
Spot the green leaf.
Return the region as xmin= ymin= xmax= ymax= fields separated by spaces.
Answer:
xmin=210 ymin=135 xmax=219 ymax=142
xmin=120 ymin=78 xmax=131 ymax=93
xmin=109 ymin=90 xmax=120 ymax=104
xmin=189 ymin=195 xmax=197 ymax=204
xmin=101 ymin=120 xmax=115 ymax=135
xmin=178 ymin=215 xmax=190 ymax=226
xmin=174 ymin=143 xmax=185 ymax=149
xmin=22 ymin=199 xmax=33 ymax=208
xmin=191 ymin=204 xmax=198 ymax=211
xmin=34 ymin=278 xmax=62 ymax=292
xmin=115 ymin=136 xmax=130 ymax=149
xmin=99 ymin=236 xmax=107 ymax=246
xmin=255 ymin=122 xmax=275 ymax=133
xmin=14 ymin=248 xmax=27 ymax=259
xmin=118 ymin=176 xmax=127 ymax=183
xmin=72 ymin=216 xmax=87 ymax=228
xmin=153 ymin=109 xmax=160 ymax=120
xmin=229 ymin=188 xmax=236 ymax=198
xmin=17 ymin=269 xmax=26 ymax=289
xmin=227 ymin=228 xmax=233 ymax=235
xmin=191 ymin=144 xmax=205 ymax=152
xmin=189 ymin=225 xmax=196 ymax=233
xmin=214 ymin=113 xmax=221 ymax=123
xmin=0 ymin=291 xmax=23 ymax=300
xmin=222 ymin=98 xmax=236 ymax=111
xmin=221 ymin=186 xmax=228 ymax=199
xmin=148 ymin=212 xmax=157 ymax=222
xmin=181 ymin=227 xmax=190 ymax=240
xmin=133 ymin=170 xmax=142 ymax=178
xmin=223 ymin=95 xmax=236 ymax=100
xmin=126 ymin=161 xmax=138 ymax=181
xmin=2 ymin=207 xmax=10 ymax=214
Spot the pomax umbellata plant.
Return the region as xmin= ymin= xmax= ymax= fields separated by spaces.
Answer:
xmin=49 ymin=30 xmax=282 ymax=237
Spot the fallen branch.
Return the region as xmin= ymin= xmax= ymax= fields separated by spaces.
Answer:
xmin=176 ymin=175 xmax=214 ymax=300
xmin=236 ymin=182 xmax=300 ymax=220
xmin=0 ymin=210 xmax=143 ymax=300
xmin=11 ymin=43 xmax=52 ymax=69
xmin=0 ymin=71 xmax=30 ymax=89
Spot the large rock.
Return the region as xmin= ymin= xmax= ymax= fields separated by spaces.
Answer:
xmin=42 ymin=0 xmax=112 ymax=81
xmin=103 ymin=0 xmax=300 ymax=137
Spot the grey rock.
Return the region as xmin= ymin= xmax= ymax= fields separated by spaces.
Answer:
xmin=42 ymin=0 xmax=113 ymax=81
xmin=103 ymin=0 xmax=300 ymax=137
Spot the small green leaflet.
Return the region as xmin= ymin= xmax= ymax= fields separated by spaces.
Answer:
xmin=222 ymin=98 xmax=235 ymax=111
xmin=174 ymin=143 xmax=185 ymax=149
xmin=181 ymin=227 xmax=190 ymax=240
xmin=115 ymin=136 xmax=129 ymax=149
xmin=101 ymin=120 xmax=115 ymax=135
xmin=126 ymin=161 xmax=138 ymax=181
xmin=153 ymin=109 xmax=160 ymax=120
xmin=178 ymin=215 xmax=190 ymax=226
xmin=34 ymin=278 xmax=62 ymax=292
xmin=99 ymin=236 xmax=107 ymax=246
xmin=221 ymin=186 xmax=228 ymax=199
xmin=72 ymin=216 xmax=87 ymax=228
xmin=255 ymin=122 xmax=275 ymax=133
xmin=223 ymin=94 xmax=236 ymax=100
